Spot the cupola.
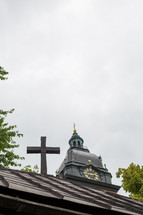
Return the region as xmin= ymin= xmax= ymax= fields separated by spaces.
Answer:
xmin=69 ymin=124 xmax=84 ymax=149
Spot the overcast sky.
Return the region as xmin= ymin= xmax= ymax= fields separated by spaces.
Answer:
xmin=1 ymin=0 xmax=143 ymax=196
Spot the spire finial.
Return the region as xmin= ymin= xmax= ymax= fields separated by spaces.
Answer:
xmin=73 ymin=123 xmax=76 ymax=133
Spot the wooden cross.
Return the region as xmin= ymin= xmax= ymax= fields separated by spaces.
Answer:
xmin=27 ymin=136 xmax=60 ymax=175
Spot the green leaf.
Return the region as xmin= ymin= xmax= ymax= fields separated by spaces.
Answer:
xmin=0 ymin=66 xmax=25 ymax=168
xmin=116 ymin=163 xmax=143 ymax=201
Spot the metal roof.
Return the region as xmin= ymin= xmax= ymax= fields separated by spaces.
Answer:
xmin=0 ymin=168 xmax=143 ymax=215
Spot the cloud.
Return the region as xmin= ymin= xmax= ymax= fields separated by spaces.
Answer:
xmin=0 ymin=0 xmax=143 ymax=196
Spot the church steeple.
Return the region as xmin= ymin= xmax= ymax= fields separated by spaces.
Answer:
xmin=57 ymin=126 xmax=120 ymax=193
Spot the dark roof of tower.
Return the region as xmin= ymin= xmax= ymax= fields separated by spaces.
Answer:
xmin=70 ymin=149 xmax=103 ymax=167
xmin=58 ymin=148 xmax=103 ymax=173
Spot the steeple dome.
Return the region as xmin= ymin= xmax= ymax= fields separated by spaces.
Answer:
xmin=69 ymin=131 xmax=84 ymax=149
xmin=69 ymin=123 xmax=87 ymax=150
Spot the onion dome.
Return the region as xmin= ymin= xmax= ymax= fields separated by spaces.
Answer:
xmin=69 ymin=132 xmax=84 ymax=149
xmin=68 ymin=124 xmax=84 ymax=149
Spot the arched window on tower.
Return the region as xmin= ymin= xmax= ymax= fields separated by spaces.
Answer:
xmin=73 ymin=141 xmax=76 ymax=147
xmin=78 ymin=141 xmax=81 ymax=148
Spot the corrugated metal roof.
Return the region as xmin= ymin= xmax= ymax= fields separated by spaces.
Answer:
xmin=0 ymin=168 xmax=143 ymax=215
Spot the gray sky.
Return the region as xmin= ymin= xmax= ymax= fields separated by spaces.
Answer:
xmin=1 ymin=0 xmax=143 ymax=196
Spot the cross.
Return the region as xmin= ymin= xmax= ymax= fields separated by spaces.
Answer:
xmin=27 ymin=136 xmax=60 ymax=175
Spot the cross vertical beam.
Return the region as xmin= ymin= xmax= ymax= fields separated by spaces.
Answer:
xmin=41 ymin=137 xmax=47 ymax=175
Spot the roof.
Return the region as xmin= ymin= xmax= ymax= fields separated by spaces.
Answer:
xmin=0 ymin=168 xmax=143 ymax=215
xmin=63 ymin=148 xmax=103 ymax=167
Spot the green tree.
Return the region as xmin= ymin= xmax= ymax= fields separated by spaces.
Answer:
xmin=0 ymin=66 xmax=24 ymax=168
xmin=0 ymin=66 xmax=8 ymax=80
xmin=21 ymin=164 xmax=39 ymax=173
xmin=116 ymin=163 xmax=143 ymax=201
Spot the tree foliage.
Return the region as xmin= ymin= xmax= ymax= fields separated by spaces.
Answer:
xmin=21 ymin=164 xmax=39 ymax=173
xmin=0 ymin=66 xmax=24 ymax=168
xmin=0 ymin=66 xmax=8 ymax=80
xmin=116 ymin=163 xmax=143 ymax=201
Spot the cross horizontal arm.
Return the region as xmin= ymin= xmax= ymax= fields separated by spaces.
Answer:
xmin=46 ymin=147 xmax=60 ymax=154
xmin=27 ymin=147 xmax=41 ymax=153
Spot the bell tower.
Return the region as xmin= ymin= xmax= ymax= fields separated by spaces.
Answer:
xmin=56 ymin=126 xmax=120 ymax=193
